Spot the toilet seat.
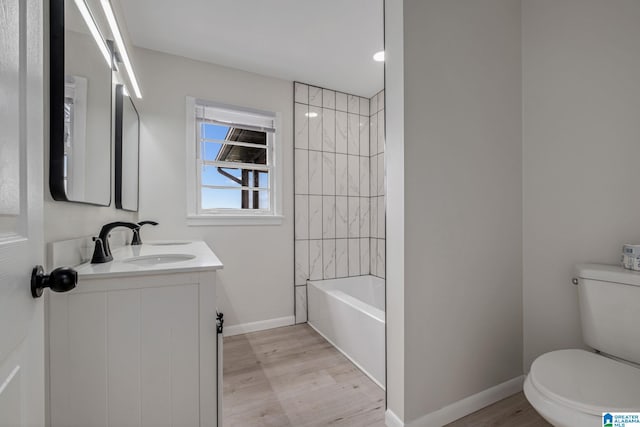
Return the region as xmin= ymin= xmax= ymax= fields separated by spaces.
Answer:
xmin=524 ymin=349 xmax=640 ymax=426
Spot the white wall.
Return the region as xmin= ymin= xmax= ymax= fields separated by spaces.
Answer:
xmin=522 ymin=0 xmax=640 ymax=369
xmin=386 ymin=0 xmax=523 ymax=423
xmin=384 ymin=0 xmax=405 ymax=420
xmin=135 ymin=47 xmax=294 ymax=328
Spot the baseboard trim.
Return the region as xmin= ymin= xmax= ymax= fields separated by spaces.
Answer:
xmin=385 ymin=375 xmax=524 ymax=427
xmin=385 ymin=409 xmax=405 ymax=427
xmin=223 ymin=315 xmax=295 ymax=337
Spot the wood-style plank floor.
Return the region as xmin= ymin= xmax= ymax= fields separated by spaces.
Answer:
xmin=223 ymin=324 xmax=550 ymax=427
xmin=223 ymin=324 xmax=386 ymax=427
xmin=445 ymin=392 xmax=551 ymax=427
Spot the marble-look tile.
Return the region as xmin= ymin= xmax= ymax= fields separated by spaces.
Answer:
xmin=295 ymin=240 xmax=309 ymax=286
xmin=335 ymin=239 xmax=349 ymax=278
xmin=347 ymin=113 xmax=359 ymax=156
xmin=309 ymin=195 xmax=323 ymax=239
xmin=322 ymin=89 xmax=335 ymax=109
xmin=370 ymin=93 xmax=377 ymax=116
xmin=322 ymin=152 xmax=335 ymax=196
xmin=359 ymin=197 xmax=370 ymax=238
xmin=377 ymin=108 xmax=385 ymax=154
xmin=335 ymin=196 xmax=348 ymax=238
xmin=377 ymin=239 xmax=386 ymax=278
xmin=335 ymin=111 xmax=348 ymax=154
xmin=322 ymin=196 xmax=335 ymax=239
xmin=294 ymin=195 xmax=308 ymax=240
xmin=308 ymin=150 xmax=322 ymax=195
xmin=294 ymin=149 xmax=308 ymax=195
xmin=335 ymin=154 xmax=348 ymax=196
xmin=336 ymin=92 xmax=348 ymax=112
xmin=294 ymin=103 xmax=309 ymax=149
xmin=377 ymin=196 xmax=385 ymax=239
xmin=295 ymin=285 xmax=307 ymax=323
xmin=347 ymin=95 xmax=359 ymax=114
xmin=295 ymin=82 xmax=308 ymax=104
xmin=359 ymin=156 xmax=369 ymax=197
xmin=322 ymin=239 xmax=336 ymax=279
xmin=347 ymin=155 xmax=359 ymax=196
xmin=370 ymin=154 xmax=378 ymax=198
xmin=377 ymin=154 xmax=384 ymax=196
xmin=308 ymin=106 xmax=323 ymax=151
xmin=359 ymin=97 xmax=369 ymax=117
xmin=370 ymin=239 xmax=378 ymax=277
xmin=309 ymin=86 xmax=322 ymax=107
xmin=377 ymin=90 xmax=385 ymax=112
xmin=360 ymin=238 xmax=370 ymax=275
xmin=322 ymin=108 xmax=335 ymax=152
xmin=359 ymin=116 xmax=370 ymax=157
xmin=348 ymin=197 xmax=360 ymax=238
xmin=309 ymin=240 xmax=323 ymax=280
xmin=370 ymin=196 xmax=378 ymax=239
xmin=348 ymin=239 xmax=360 ymax=276
xmin=370 ymin=113 xmax=378 ymax=155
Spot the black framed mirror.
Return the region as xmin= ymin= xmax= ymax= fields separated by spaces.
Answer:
xmin=114 ymin=84 xmax=140 ymax=211
xmin=50 ymin=0 xmax=113 ymax=206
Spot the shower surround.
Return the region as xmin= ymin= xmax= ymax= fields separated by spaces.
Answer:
xmin=293 ymin=82 xmax=385 ymax=323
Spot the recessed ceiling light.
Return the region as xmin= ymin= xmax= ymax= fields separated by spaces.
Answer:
xmin=373 ymin=51 xmax=385 ymax=62
xmin=305 ymin=112 xmax=318 ymax=118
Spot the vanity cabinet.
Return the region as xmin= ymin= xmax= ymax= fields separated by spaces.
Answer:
xmin=48 ymin=269 xmax=221 ymax=427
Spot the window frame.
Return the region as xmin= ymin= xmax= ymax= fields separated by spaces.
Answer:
xmin=186 ymin=97 xmax=283 ymax=226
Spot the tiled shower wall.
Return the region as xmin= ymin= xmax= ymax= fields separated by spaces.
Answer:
xmin=369 ymin=89 xmax=385 ymax=279
xmin=293 ymin=82 xmax=385 ymax=323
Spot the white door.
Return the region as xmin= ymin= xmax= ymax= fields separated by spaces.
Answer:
xmin=0 ymin=0 xmax=45 ymax=425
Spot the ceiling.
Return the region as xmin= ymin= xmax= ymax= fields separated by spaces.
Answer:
xmin=118 ymin=0 xmax=384 ymax=97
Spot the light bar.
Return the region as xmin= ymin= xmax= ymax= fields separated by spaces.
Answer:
xmin=74 ymin=0 xmax=111 ymax=67
xmin=101 ymin=0 xmax=142 ymax=98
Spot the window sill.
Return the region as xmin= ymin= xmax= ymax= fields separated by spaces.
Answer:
xmin=186 ymin=214 xmax=284 ymax=226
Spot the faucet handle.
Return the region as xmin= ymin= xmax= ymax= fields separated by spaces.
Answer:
xmin=131 ymin=220 xmax=158 ymax=245
xmin=91 ymin=237 xmax=112 ymax=264
xmin=138 ymin=221 xmax=158 ymax=227
xmin=131 ymin=228 xmax=142 ymax=245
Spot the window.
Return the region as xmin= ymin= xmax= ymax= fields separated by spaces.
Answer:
xmin=186 ymin=98 xmax=283 ymax=225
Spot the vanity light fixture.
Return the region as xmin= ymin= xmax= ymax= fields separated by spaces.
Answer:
xmin=74 ymin=0 xmax=111 ymax=67
xmin=373 ymin=51 xmax=385 ymax=62
xmin=101 ymin=0 xmax=142 ymax=98
xmin=305 ymin=112 xmax=318 ymax=118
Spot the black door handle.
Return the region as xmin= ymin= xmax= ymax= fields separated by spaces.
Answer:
xmin=31 ymin=265 xmax=78 ymax=298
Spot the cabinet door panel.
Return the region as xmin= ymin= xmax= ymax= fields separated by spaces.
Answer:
xmin=50 ymin=284 xmax=201 ymax=427
xmin=107 ymin=290 xmax=141 ymax=427
xmin=67 ymin=292 xmax=108 ymax=426
xmin=140 ymin=285 xmax=199 ymax=427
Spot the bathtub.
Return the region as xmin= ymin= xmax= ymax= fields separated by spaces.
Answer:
xmin=307 ymin=275 xmax=385 ymax=389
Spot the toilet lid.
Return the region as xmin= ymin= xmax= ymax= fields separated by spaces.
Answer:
xmin=529 ymin=349 xmax=640 ymax=416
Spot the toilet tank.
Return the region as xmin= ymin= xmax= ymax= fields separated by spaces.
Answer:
xmin=576 ymin=264 xmax=640 ymax=365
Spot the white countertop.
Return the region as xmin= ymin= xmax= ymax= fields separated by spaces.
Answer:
xmin=74 ymin=240 xmax=224 ymax=279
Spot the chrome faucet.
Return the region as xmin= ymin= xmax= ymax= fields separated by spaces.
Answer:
xmin=91 ymin=221 xmax=140 ymax=264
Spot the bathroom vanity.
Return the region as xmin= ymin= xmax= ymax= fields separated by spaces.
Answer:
xmin=47 ymin=241 xmax=224 ymax=427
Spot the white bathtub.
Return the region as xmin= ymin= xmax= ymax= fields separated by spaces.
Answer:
xmin=307 ymin=275 xmax=385 ymax=389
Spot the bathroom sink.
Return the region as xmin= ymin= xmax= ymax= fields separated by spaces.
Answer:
xmin=122 ymin=254 xmax=196 ymax=266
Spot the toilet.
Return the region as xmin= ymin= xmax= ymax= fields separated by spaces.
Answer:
xmin=524 ymin=264 xmax=640 ymax=427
